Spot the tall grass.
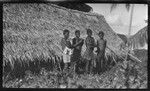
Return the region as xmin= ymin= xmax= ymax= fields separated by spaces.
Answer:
xmin=3 ymin=53 xmax=147 ymax=88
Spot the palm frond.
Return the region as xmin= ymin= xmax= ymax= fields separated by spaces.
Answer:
xmin=128 ymin=26 xmax=147 ymax=50
xmin=125 ymin=4 xmax=130 ymax=12
xmin=110 ymin=4 xmax=131 ymax=12
xmin=110 ymin=4 xmax=118 ymax=12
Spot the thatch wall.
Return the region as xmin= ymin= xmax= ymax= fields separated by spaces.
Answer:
xmin=128 ymin=26 xmax=147 ymax=50
xmin=117 ymin=34 xmax=127 ymax=44
xmin=3 ymin=4 xmax=124 ymax=68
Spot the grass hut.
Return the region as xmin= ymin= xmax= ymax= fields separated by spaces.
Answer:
xmin=3 ymin=4 xmax=125 ymax=76
xmin=128 ymin=26 xmax=148 ymax=50
xmin=117 ymin=34 xmax=127 ymax=44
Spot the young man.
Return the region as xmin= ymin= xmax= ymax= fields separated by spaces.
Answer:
xmin=71 ymin=30 xmax=84 ymax=74
xmin=83 ymin=29 xmax=96 ymax=74
xmin=60 ymin=29 xmax=73 ymax=72
xmin=96 ymin=31 xmax=107 ymax=74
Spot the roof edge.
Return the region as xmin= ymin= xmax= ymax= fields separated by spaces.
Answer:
xmin=50 ymin=4 xmax=104 ymax=17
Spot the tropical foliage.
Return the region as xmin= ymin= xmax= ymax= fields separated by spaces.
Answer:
xmin=3 ymin=51 xmax=147 ymax=88
xmin=128 ymin=26 xmax=147 ymax=50
xmin=118 ymin=26 xmax=147 ymax=51
xmin=117 ymin=34 xmax=127 ymax=44
xmin=110 ymin=4 xmax=147 ymax=50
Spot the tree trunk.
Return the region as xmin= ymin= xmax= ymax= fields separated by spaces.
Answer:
xmin=125 ymin=4 xmax=134 ymax=88
xmin=125 ymin=4 xmax=134 ymax=60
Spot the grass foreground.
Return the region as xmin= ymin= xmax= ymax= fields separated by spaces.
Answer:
xmin=3 ymin=58 xmax=147 ymax=89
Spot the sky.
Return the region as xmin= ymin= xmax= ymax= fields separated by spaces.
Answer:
xmin=86 ymin=4 xmax=148 ymax=35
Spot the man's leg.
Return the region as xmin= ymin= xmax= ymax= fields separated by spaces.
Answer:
xmin=72 ymin=61 xmax=76 ymax=73
xmin=75 ymin=61 xmax=79 ymax=74
xmin=97 ymin=61 xmax=101 ymax=74
xmin=82 ymin=59 xmax=86 ymax=74
xmin=89 ymin=60 xmax=93 ymax=74
xmin=85 ymin=60 xmax=89 ymax=74
xmin=63 ymin=54 xmax=66 ymax=72
xmin=63 ymin=54 xmax=70 ymax=72
xmin=63 ymin=63 xmax=68 ymax=72
xmin=101 ymin=56 xmax=106 ymax=72
xmin=101 ymin=58 xmax=105 ymax=72
xmin=95 ymin=57 xmax=99 ymax=74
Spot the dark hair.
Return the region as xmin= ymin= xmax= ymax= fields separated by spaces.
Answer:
xmin=75 ymin=30 xmax=80 ymax=34
xmin=63 ymin=29 xmax=69 ymax=35
xmin=99 ymin=31 xmax=104 ymax=36
xmin=87 ymin=29 xmax=92 ymax=34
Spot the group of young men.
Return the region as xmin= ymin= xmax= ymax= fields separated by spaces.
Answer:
xmin=60 ymin=29 xmax=107 ymax=74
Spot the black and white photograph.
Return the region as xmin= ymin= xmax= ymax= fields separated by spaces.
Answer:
xmin=3 ymin=2 xmax=148 ymax=88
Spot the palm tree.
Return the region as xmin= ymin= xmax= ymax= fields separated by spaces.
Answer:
xmin=110 ymin=4 xmax=134 ymax=41
xmin=110 ymin=4 xmax=135 ymax=61
xmin=110 ymin=4 xmax=131 ymax=12
xmin=110 ymin=4 xmax=147 ymax=88
xmin=111 ymin=4 xmax=147 ymax=51
xmin=110 ymin=4 xmax=135 ymax=88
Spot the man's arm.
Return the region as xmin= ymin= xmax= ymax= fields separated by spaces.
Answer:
xmin=95 ymin=40 xmax=100 ymax=53
xmin=80 ymin=39 xmax=84 ymax=46
xmin=72 ymin=38 xmax=76 ymax=45
xmin=73 ymin=39 xmax=84 ymax=47
xmin=60 ymin=38 xmax=64 ymax=50
xmin=103 ymin=40 xmax=107 ymax=52
xmin=104 ymin=40 xmax=107 ymax=49
xmin=93 ymin=38 xmax=97 ymax=47
xmin=88 ymin=38 xmax=96 ymax=47
xmin=66 ymin=39 xmax=74 ymax=49
xmin=85 ymin=37 xmax=95 ymax=47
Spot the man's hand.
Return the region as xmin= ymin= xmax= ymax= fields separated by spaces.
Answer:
xmin=95 ymin=47 xmax=100 ymax=54
xmin=73 ymin=39 xmax=83 ymax=48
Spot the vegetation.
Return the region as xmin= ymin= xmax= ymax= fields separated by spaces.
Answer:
xmin=128 ymin=26 xmax=147 ymax=49
xmin=111 ymin=4 xmax=147 ymax=50
xmin=3 ymin=51 xmax=147 ymax=88
xmin=117 ymin=34 xmax=127 ymax=44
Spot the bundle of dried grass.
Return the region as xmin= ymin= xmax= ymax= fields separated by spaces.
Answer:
xmin=3 ymin=3 xmax=124 ymax=70
xmin=128 ymin=26 xmax=147 ymax=50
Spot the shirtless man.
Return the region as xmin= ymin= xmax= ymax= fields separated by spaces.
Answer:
xmin=60 ymin=29 xmax=73 ymax=72
xmin=83 ymin=29 xmax=96 ymax=74
xmin=96 ymin=31 xmax=107 ymax=74
xmin=71 ymin=30 xmax=84 ymax=74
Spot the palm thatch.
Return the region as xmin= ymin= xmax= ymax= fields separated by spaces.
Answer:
xmin=128 ymin=26 xmax=147 ymax=50
xmin=3 ymin=3 xmax=125 ymax=69
xmin=117 ymin=34 xmax=127 ymax=44
xmin=54 ymin=3 xmax=93 ymax=12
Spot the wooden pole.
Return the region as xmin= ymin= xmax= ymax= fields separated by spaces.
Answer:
xmin=125 ymin=4 xmax=134 ymax=61
xmin=125 ymin=4 xmax=134 ymax=88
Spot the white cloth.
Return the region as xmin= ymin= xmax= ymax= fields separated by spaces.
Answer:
xmin=63 ymin=47 xmax=73 ymax=63
xmin=63 ymin=47 xmax=73 ymax=55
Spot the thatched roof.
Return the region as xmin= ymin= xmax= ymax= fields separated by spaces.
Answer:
xmin=54 ymin=3 xmax=93 ymax=12
xmin=133 ymin=49 xmax=147 ymax=62
xmin=3 ymin=3 xmax=124 ymax=68
xmin=117 ymin=34 xmax=127 ymax=44
xmin=128 ymin=26 xmax=147 ymax=50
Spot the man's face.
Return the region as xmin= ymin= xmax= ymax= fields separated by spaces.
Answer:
xmin=99 ymin=33 xmax=103 ymax=39
xmin=64 ymin=32 xmax=69 ymax=39
xmin=87 ymin=32 xmax=92 ymax=36
xmin=75 ymin=32 xmax=80 ymax=38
